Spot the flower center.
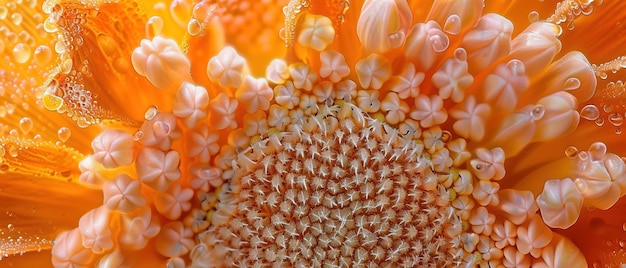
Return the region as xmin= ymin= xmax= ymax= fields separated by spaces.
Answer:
xmin=199 ymin=102 xmax=470 ymax=266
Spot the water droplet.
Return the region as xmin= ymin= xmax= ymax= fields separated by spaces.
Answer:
xmin=528 ymin=11 xmax=539 ymax=23
xmin=145 ymin=16 xmax=164 ymax=39
xmin=57 ymin=127 xmax=71 ymax=143
xmin=580 ymin=104 xmax=600 ymax=121
xmin=595 ymin=117 xmax=605 ymax=126
xmin=18 ymin=117 xmax=33 ymax=135
xmin=608 ymin=113 xmax=623 ymax=126
xmin=12 ymin=43 xmax=31 ymax=64
xmin=603 ymin=104 xmax=613 ymax=113
xmin=33 ymin=45 xmax=52 ymax=65
xmin=76 ymin=117 xmax=89 ymax=128
xmin=429 ymin=31 xmax=449 ymax=53
xmin=7 ymin=224 xmax=14 ymax=231
xmin=443 ymin=14 xmax=461 ymax=35
xmin=10 ymin=13 xmax=22 ymax=26
xmin=97 ymin=34 xmax=117 ymax=56
xmin=7 ymin=145 xmax=17 ymax=158
xmin=170 ymin=0 xmax=192 ymax=27
xmin=187 ymin=18 xmax=203 ymax=36
xmin=616 ymin=128 xmax=622 ymax=135
xmin=0 ymin=7 xmax=7 ymax=19
xmin=530 ymin=105 xmax=545 ymax=120
xmin=622 ymin=222 xmax=626 ymax=232
xmin=133 ymin=130 xmax=143 ymax=141
xmin=507 ymin=59 xmax=525 ymax=76
xmin=454 ymin=48 xmax=466 ymax=62
xmin=564 ymin=146 xmax=578 ymax=158
xmin=588 ymin=142 xmax=607 ymax=161
xmin=567 ymin=21 xmax=575 ymax=30
xmin=144 ymin=105 xmax=158 ymax=120
xmin=563 ymin=77 xmax=581 ymax=90
xmin=112 ymin=57 xmax=130 ymax=73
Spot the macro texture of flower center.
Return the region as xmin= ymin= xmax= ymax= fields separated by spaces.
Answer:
xmin=203 ymin=103 xmax=464 ymax=266
xmin=2 ymin=0 xmax=626 ymax=267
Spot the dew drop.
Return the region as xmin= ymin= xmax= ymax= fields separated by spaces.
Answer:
xmin=97 ymin=34 xmax=117 ymax=57
xmin=18 ymin=117 xmax=33 ymax=135
xmin=10 ymin=13 xmax=22 ymax=26
xmin=603 ymin=104 xmax=613 ymax=113
xmin=7 ymin=145 xmax=17 ymax=158
xmin=588 ymin=142 xmax=607 ymax=161
xmin=443 ymin=14 xmax=461 ymax=35
xmin=112 ymin=57 xmax=130 ymax=73
xmin=0 ymin=7 xmax=7 ymax=19
xmin=388 ymin=32 xmax=405 ymax=49
xmin=12 ymin=43 xmax=31 ymax=64
xmin=454 ymin=48 xmax=466 ymax=62
xmin=617 ymin=128 xmax=622 ymax=135
xmin=145 ymin=16 xmax=164 ymax=39
xmin=0 ymin=163 xmax=8 ymax=173
xmin=528 ymin=11 xmax=539 ymax=23
xmin=567 ymin=21 xmax=575 ymax=30
xmin=144 ymin=105 xmax=158 ymax=120
xmin=33 ymin=45 xmax=52 ymax=65
xmin=507 ymin=59 xmax=525 ymax=76
xmin=429 ymin=32 xmax=449 ymax=53
xmin=530 ymin=105 xmax=545 ymax=120
xmin=170 ymin=0 xmax=192 ymax=27
xmin=595 ymin=117 xmax=605 ymax=126
xmin=608 ymin=112 xmax=623 ymax=126
xmin=563 ymin=77 xmax=581 ymax=90
xmin=57 ymin=127 xmax=71 ymax=143
xmin=7 ymin=224 xmax=14 ymax=232
xmin=580 ymin=104 xmax=600 ymax=121
xmin=133 ymin=130 xmax=143 ymax=141
xmin=187 ymin=18 xmax=203 ymax=36
xmin=622 ymin=222 xmax=626 ymax=232
xmin=564 ymin=146 xmax=578 ymax=158
xmin=76 ymin=117 xmax=89 ymax=128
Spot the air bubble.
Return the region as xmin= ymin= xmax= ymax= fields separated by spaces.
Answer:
xmin=564 ymin=146 xmax=578 ymax=158
xmin=144 ymin=105 xmax=158 ymax=120
xmin=57 ymin=127 xmax=71 ymax=143
xmin=580 ymin=104 xmax=600 ymax=121
xmin=7 ymin=224 xmax=14 ymax=232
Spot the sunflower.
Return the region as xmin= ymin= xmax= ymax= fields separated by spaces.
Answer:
xmin=1 ymin=0 xmax=626 ymax=266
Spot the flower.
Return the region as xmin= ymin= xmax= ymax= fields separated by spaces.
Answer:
xmin=1 ymin=0 xmax=626 ymax=266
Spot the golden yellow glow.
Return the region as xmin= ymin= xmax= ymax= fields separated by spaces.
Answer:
xmin=1 ymin=0 xmax=626 ymax=267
